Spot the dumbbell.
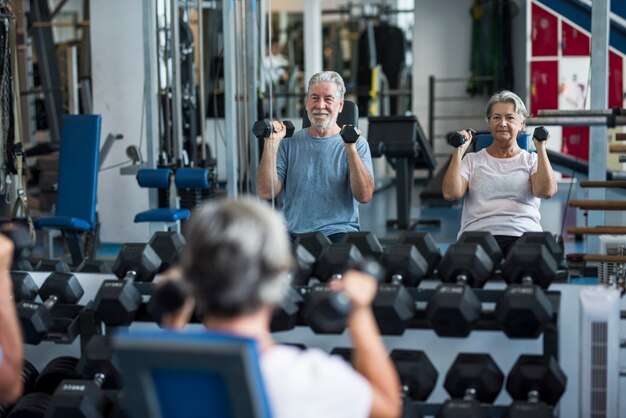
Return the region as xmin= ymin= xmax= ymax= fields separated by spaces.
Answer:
xmin=516 ymin=232 xmax=565 ymax=270
xmin=4 ymin=393 xmax=51 ymax=418
xmin=437 ymin=353 xmax=504 ymax=418
xmin=46 ymin=336 xmax=123 ymax=418
xmin=391 ymin=349 xmax=438 ymax=403
xmin=339 ymin=124 xmax=360 ymax=144
xmin=35 ymin=356 xmax=81 ymax=395
xmin=380 ymin=244 xmax=428 ymax=287
xmin=495 ymin=243 xmax=557 ymax=338
xmin=301 ymin=256 xmax=381 ymax=334
xmin=148 ymin=231 xmax=186 ymax=273
xmin=290 ymin=242 xmax=316 ymax=286
xmin=339 ymin=231 xmax=384 ymax=261
xmin=17 ymin=272 xmax=84 ymax=344
xmin=294 ymin=231 xmax=332 ymax=260
xmin=92 ymin=243 xmax=161 ymax=326
xmin=75 ymin=259 xmax=112 ymax=273
xmin=398 ymin=232 xmax=441 ymax=277
xmin=252 ymin=119 xmax=295 ymax=139
xmin=426 ymin=243 xmax=494 ymax=337
xmin=458 ymin=231 xmax=504 ymax=269
xmin=148 ymin=280 xmax=194 ymax=326
xmin=503 ymin=355 xmax=567 ymax=418
xmin=11 ymin=271 xmax=38 ymax=303
xmin=532 ymin=126 xmax=549 ymax=142
xmin=447 ymin=129 xmax=476 ymax=148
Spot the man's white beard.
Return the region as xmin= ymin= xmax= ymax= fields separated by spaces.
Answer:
xmin=308 ymin=111 xmax=337 ymax=133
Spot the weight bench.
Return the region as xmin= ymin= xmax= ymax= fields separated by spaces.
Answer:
xmin=36 ymin=115 xmax=102 ymax=266
xmin=114 ymin=329 xmax=273 ymax=418
xmin=134 ymin=168 xmax=190 ymax=234
xmin=367 ymin=115 xmax=438 ymax=230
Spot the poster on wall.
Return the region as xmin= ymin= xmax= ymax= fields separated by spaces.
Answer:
xmin=558 ymin=57 xmax=590 ymax=110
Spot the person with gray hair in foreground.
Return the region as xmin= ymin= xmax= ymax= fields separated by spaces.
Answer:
xmin=164 ymin=197 xmax=401 ymax=418
xmin=442 ymin=90 xmax=557 ymax=255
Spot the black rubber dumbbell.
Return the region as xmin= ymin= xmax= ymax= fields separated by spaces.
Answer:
xmin=252 ymin=119 xmax=295 ymax=139
xmin=398 ymin=232 xmax=442 ymax=277
xmin=339 ymin=231 xmax=384 ymax=261
xmin=495 ymin=243 xmax=558 ymax=338
xmin=75 ymin=259 xmax=112 ymax=273
xmin=92 ymin=243 xmax=161 ymax=326
xmin=47 ymin=336 xmax=123 ymax=418
xmin=148 ymin=231 xmax=186 ymax=273
xmin=503 ymin=355 xmax=567 ymax=418
xmin=447 ymin=129 xmax=476 ymax=148
xmin=458 ymin=231 xmax=504 ymax=269
xmin=302 ymin=258 xmax=383 ymax=334
xmin=148 ymin=280 xmax=193 ymax=326
xmin=437 ymin=353 xmax=504 ymax=418
xmin=532 ymin=126 xmax=549 ymax=142
xmin=17 ymin=272 xmax=84 ymax=344
xmin=380 ymin=244 xmax=428 ymax=287
xmin=11 ymin=271 xmax=38 ymax=303
xmin=516 ymin=232 xmax=565 ymax=270
xmin=290 ymin=242 xmax=316 ymax=286
xmin=426 ymin=243 xmax=494 ymax=337
xmin=339 ymin=125 xmax=360 ymax=144
xmin=270 ymin=286 xmax=305 ymax=332
xmin=391 ymin=349 xmax=438 ymax=403
xmin=34 ymin=259 xmax=72 ymax=273
xmin=35 ymin=356 xmax=81 ymax=395
xmin=294 ymin=231 xmax=331 ymax=260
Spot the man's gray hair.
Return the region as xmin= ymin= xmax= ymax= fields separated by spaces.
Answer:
xmin=182 ymin=196 xmax=293 ymax=318
xmin=307 ymin=71 xmax=346 ymax=99
xmin=485 ymin=90 xmax=529 ymax=123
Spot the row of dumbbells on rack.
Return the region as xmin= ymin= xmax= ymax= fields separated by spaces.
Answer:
xmin=2 ymin=339 xmax=566 ymax=418
xmin=11 ymin=229 xmax=567 ymax=345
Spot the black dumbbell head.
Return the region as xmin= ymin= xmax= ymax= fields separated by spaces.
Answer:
xmin=436 ymin=398 xmax=486 ymax=418
xmin=35 ymin=356 xmax=80 ymax=394
xmin=11 ymin=271 xmax=38 ymax=303
xmin=294 ymin=232 xmax=331 ymax=259
xmin=93 ymin=279 xmax=142 ymax=326
xmin=381 ymin=244 xmax=428 ymax=287
xmin=290 ymin=243 xmax=315 ymax=286
xmin=517 ymin=232 xmax=564 ymax=268
xmin=283 ymin=120 xmax=295 ymax=137
xmin=313 ymin=243 xmax=364 ymax=282
xmin=77 ymin=336 xmax=123 ymax=390
xmin=39 ymin=272 xmax=84 ymax=303
xmin=330 ymin=347 xmax=353 ymax=363
xmin=149 ymin=231 xmax=186 ymax=273
xmin=532 ymin=126 xmax=549 ymax=142
xmin=6 ymin=392 xmax=52 ymax=417
xmin=301 ymin=286 xmax=351 ymax=334
xmin=505 ymin=355 xmax=566 ymax=406
xmin=502 ymin=244 xmax=558 ymax=288
xmin=252 ymin=119 xmax=272 ymax=139
xmin=458 ymin=231 xmax=503 ymax=268
xmin=426 ymin=284 xmax=481 ymax=337
xmin=447 ymin=131 xmax=467 ymax=148
xmin=399 ymin=232 xmax=441 ymax=276
xmin=502 ymin=400 xmax=554 ymax=418
xmin=437 ymin=243 xmax=494 ymax=288
xmin=372 ymin=284 xmax=416 ymax=335
xmin=47 ymin=379 xmax=110 ymax=418
xmin=339 ymin=125 xmax=360 ymax=144
xmin=391 ymin=349 xmax=438 ymax=401
xmin=339 ymin=232 xmax=384 ymax=260
xmin=112 ymin=243 xmax=161 ymax=282
xmin=495 ymin=284 xmax=554 ymax=339
xmin=444 ymin=353 xmax=504 ymax=403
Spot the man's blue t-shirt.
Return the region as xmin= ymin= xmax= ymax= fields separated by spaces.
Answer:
xmin=276 ymin=129 xmax=374 ymax=236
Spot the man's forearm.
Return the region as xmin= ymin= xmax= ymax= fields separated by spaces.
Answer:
xmin=0 ymin=277 xmax=23 ymax=403
xmin=257 ymin=140 xmax=283 ymax=199
xmin=346 ymin=145 xmax=374 ymax=203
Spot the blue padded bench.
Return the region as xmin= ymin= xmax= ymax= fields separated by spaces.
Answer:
xmin=36 ymin=114 xmax=102 ymax=265
xmin=134 ymin=168 xmax=190 ymax=231
xmin=114 ymin=330 xmax=273 ymax=418
xmin=175 ymin=167 xmax=215 ymax=209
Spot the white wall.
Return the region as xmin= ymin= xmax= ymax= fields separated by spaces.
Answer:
xmin=91 ymin=0 xmax=150 ymax=243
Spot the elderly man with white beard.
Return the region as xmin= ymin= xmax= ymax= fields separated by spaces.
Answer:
xmin=257 ymin=71 xmax=375 ymax=243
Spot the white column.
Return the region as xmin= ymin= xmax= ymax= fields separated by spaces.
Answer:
xmin=303 ymin=0 xmax=322 ymax=85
